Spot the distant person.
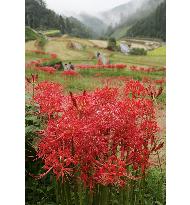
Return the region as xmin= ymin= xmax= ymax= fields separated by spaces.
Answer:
xmin=65 ymin=63 xmax=69 ymax=70
xmin=97 ymin=52 xmax=101 ymax=58
xmin=69 ymin=62 xmax=75 ymax=70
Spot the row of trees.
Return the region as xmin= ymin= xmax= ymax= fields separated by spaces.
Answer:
xmin=25 ymin=0 xmax=93 ymax=38
xmin=126 ymin=0 xmax=166 ymax=41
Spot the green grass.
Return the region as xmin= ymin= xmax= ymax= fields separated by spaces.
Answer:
xmin=111 ymin=53 xmax=165 ymax=67
xmin=25 ymin=27 xmax=40 ymax=42
xmin=41 ymin=30 xmax=62 ymax=37
xmin=148 ymin=46 xmax=166 ymax=56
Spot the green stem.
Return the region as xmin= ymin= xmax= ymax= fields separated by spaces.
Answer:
xmin=141 ymin=174 xmax=146 ymax=205
xmin=119 ymin=188 xmax=124 ymax=205
xmin=78 ymin=181 xmax=83 ymax=205
xmin=64 ymin=180 xmax=71 ymax=205
xmin=100 ymin=185 xmax=108 ymax=205
xmin=60 ymin=181 xmax=65 ymax=205
xmin=156 ymin=151 xmax=163 ymax=177
xmin=53 ymin=177 xmax=59 ymax=204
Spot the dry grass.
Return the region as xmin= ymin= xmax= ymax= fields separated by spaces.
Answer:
xmin=89 ymin=40 xmax=108 ymax=48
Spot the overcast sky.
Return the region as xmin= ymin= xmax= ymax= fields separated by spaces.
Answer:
xmin=45 ymin=0 xmax=130 ymax=15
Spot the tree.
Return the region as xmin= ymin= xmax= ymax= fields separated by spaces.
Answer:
xmin=107 ymin=37 xmax=117 ymax=51
xmin=25 ymin=0 xmax=94 ymax=38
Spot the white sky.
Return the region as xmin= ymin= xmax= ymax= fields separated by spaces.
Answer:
xmin=45 ymin=0 xmax=130 ymax=14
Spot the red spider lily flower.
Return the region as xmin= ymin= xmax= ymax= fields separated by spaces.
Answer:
xmin=142 ymin=77 xmax=152 ymax=83
xmin=94 ymin=156 xmax=127 ymax=187
xmin=33 ymin=80 xmax=163 ymax=188
xmin=25 ymin=74 xmax=38 ymax=84
xmin=35 ymin=66 xmax=56 ymax=74
xmin=75 ymin=64 xmax=126 ymax=70
xmin=62 ymin=70 xmax=79 ymax=76
xmin=34 ymin=81 xmax=65 ymax=118
xmin=129 ymin=66 xmax=165 ymax=73
xmin=154 ymin=78 xmax=166 ymax=85
xmin=116 ymin=64 xmax=126 ymax=69
xmin=50 ymin=53 xmax=57 ymax=59
xmin=125 ymin=80 xmax=147 ymax=98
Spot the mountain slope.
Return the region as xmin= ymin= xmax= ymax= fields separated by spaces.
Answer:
xmin=104 ymin=0 xmax=164 ymax=39
xmin=78 ymin=13 xmax=107 ymax=36
xmin=126 ymin=0 xmax=166 ymax=41
xmin=100 ymin=0 xmax=145 ymax=26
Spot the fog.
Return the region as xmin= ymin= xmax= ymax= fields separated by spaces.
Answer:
xmin=45 ymin=0 xmax=131 ymax=14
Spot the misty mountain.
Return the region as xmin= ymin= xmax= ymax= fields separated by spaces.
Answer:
xmin=121 ymin=0 xmax=164 ymax=26
xmin=104 ymin=0 xmax=164 ymax=39
xmin=99 ymin=0 xmax=145 ymax=26
xmin=77 ymin=13 xmax=107 ymax=36
xmin=126 ymin=0 xmax=166 ymax=41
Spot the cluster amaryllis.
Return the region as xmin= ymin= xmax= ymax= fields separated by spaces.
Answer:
xmin=142 ymin=77 xmax=165 ymax=86
xmin=34 ymin=81 xmax=65 ymax=117
xmin=62 ymin=70 xmax=79 ymax=76
xmin=34 ymin=80 xmax=163 ymax=189
xmin=129 ymin=65 xmax=166 ymax=73
xmin=35 ymin=66 xmax=56 ymax=74
xmin=75 ymin=64 xmax=126 ymax=70
xmin=25 ymin=50 xmax=58 ymax=69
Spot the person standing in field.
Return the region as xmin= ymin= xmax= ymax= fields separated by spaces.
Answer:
xmin=69 ymin=62 xmax=75 ymax=70
xmin=65 ymin=63 xmax=69 ymax=70
xmin=97 ymin=51 xmax=103 ymax=65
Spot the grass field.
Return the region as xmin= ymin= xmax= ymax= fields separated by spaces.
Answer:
xmin=25 ymin=36 xmax=166 ymax=67
xmin=148 ymin=46 xmax=166 ymax=56
xmin=25 ymin=35 xmax=166 ymax=102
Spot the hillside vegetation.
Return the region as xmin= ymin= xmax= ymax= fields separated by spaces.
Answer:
xmin=25 ymin=27 xmax=40 ymax=42
xmin=25 ymin=0 xmax=94 ymax=38
xmin=126 ymin=0 xmax=166 ymax=41
xmin=105 ymin=0 xmax=165 ymax=41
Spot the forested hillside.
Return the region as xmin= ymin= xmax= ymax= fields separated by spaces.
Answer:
xmin=126 ymin=0 xmax=166 ymax=41
xmin=25 ymin=0 xmax=94 ymax=38
xmin=104 ymin=0 xmax=164 ymax=40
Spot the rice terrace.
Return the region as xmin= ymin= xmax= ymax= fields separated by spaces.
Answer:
xmin=25 ymin=0 xmax=166 ymax=204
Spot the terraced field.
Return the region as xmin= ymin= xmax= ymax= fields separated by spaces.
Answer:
xmin=25 ymin=36 xmax=166 ymax=67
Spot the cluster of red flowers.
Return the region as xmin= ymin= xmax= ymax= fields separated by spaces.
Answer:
xmin=154 ymin=78 xmax=166 ymax=85
xmin=25 ymin=50 xmax=58 ymax=69
xmin=142 ymin=77 xmax=166 ymax=85
xmin=35 ymin=66 xmax=56 ymax=74
xmin=26 ymin=49 xmax=58 ymax=59
xmin=34 ymin=82 xmax=64 ymax=117
xmin=129 ymin=65 xmax=166 ymax=73
xmin=75 ymin=64 xmax=126 ymax=69
xmin=62 ymin=70 xmax=79 ymax=76
xmin=34 ymin=80 xmax=163 ymax=189
xmin=26 ymin=50 xmax=47 ymax=55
